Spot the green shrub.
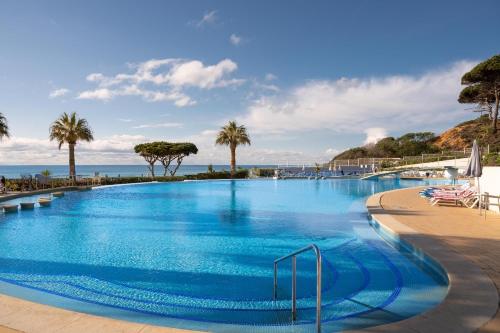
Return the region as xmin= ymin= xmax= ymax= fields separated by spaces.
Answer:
xmin=249 ymin=168 xmax=274 ymax=177
xmin=484 ymin=153 xmax=500 ymax=166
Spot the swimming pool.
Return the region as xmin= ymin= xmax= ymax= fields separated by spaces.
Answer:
xmin=0 ymin=179 xmax=449 ymax=332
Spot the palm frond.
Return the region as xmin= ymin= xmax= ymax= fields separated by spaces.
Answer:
xmin=49 ymin=112 xmax=94 ymax=148
xmin=0 ymin=113 xmax=10 ymax=139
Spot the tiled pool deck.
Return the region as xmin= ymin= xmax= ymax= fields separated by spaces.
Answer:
xmin=0 ymin=186 xmax=499 ymax=332
xmin=360 ymin=186 xmax=500 ymax=333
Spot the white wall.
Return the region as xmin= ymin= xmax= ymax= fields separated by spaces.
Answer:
xmin=479 ymin=167 xmax=500 ymax=213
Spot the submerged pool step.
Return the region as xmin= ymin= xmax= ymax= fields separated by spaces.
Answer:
xmin=0 ymin=242 xmax=406 ymax=327
xmin=0 ymin=272 xmax=401 ymax=327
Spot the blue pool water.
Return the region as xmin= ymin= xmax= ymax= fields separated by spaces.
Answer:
xmin=0 ymin=179 xmax=450 ymax=332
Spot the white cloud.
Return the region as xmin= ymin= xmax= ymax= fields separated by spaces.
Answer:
xmin=191 ymin=10 xmax=218 ymax=28
xmin=49 ymin=88 xmax=70 ymax=98
xmin=253 ymin=81 xmax=280 ymax=92
xmin=78 ymin=88 xmax=113 ymax=101
xmin=77 ymin=58 xmax=241 ymax=107
xmin=167 ymin=129 xmax=332 ymax=165
xmin=132 ymin=122 xmax=183 ymax=129
xmin=0 ymin=131 xmax=331 ymax=165
xmin=364 ymin=127 xmax=388 ymax=145
xmin=240 ymin=61 xmax=476 ymax=135
xmin=229 ymin=34 xmax=242 ymax=46
xmin=167 ymin=59 xmax=241 ymax=89
xmin=325 ymin=148 xmax=340 ymax=156
xmin=118 ymin=118 xmax=133 ymax=122
xmin=0 ymin=135 xmax=148 ymax=165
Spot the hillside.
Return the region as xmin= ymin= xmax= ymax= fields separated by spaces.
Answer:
xmin=332 ymin=116 xmax=500 ymax=161
xmin=434 ymin=116 xmax=500 ymax=150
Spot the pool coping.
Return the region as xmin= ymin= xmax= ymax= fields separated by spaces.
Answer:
xmin=0 ymin=186 xmax=497 ymax=332
xmin=346 ymin=188 xmax=498 ymax=333
xmin=0 ymin=187 xmax=80 ymax=203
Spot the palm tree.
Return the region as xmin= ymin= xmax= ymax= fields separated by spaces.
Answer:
xmin=215 ymin=121 xmax=251 ymax=177
xmin=49 ymin=112 xmax=94 ymax=180
xmin=0 ymin=113 xmax=10 ymax=139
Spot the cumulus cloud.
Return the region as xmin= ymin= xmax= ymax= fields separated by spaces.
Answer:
xmin=49 ymin=88 xmax=70 ymax=98
xmin=229 ymin=34 xmax=242 ymax=46
xmin=168 ymin=129 xmax=332 ymax=165
xmin=364 ymin=127 xmax=388 ymax=145
xmin=0 ymin=132 xmax=330 ymax=165
xmin=0 ymin=135 xmax=148 ymax=165
xmin=239 ymin=61 xmax=476 ymax=135
xmin=77 ymin=58 xmax=242 ymax=107
xmin=78 ymin=88 xmax=113 ymax=101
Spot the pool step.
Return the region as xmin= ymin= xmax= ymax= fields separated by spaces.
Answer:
xmin=0 ymin=243 xmax=405 ymax=327
xmin=0 ymin=269 xmax=400 ymax=327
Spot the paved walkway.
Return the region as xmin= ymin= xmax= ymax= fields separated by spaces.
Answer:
xmin=376 ymin=187 xmax=500 ymax=332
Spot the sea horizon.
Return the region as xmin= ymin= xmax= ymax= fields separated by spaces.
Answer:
xmin=0 ymin=164 xmax=278 ymax=179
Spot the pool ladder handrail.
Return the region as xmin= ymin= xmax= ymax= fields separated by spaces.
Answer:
xmin=273 ymin=244 xmax=322 ymax=333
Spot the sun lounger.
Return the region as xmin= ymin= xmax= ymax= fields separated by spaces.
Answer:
xmin=430 ymin=189 xmax=479 ymax=208
xmin=420 ymin=183 xmax=472 ymax=198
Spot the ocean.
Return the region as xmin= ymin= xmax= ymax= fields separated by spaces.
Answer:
xmin=0 ymin=165 xmax=277 ymax=179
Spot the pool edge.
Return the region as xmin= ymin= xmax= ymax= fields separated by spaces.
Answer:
xmin=347 ymin=188 xmax=498 ymax=333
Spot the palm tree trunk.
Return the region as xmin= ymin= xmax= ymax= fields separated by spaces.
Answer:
xmin=69 ymin=143 xmax=76 ymax=181
xmin=230 ymin=145 xmax=236 ymax=177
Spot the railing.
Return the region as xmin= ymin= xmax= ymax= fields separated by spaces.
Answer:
xmin=333 ymin=158 xmax=400 ymax=167
xmin=480 ymin=192 xmax=500 ymax=218
xmin=273 ymin=244 xmax=322 ymax=333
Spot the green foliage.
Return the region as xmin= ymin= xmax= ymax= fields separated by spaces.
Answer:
xmin=0 ymin=113 xmax=9 ymax=139
xmin=134 ymin=141 xmax=199 ymax=177
xmin=462 ymin=55 xmax=500 ymax=84
xmin=459 ymin=54 xmax=500 ymax=132
xmin=207 ymin=164 xmax=214 ymax=173
xmin=185 ymin=169 xmax=248 ymax=180
xmin=250 ymin=168 xmax=274 ymax=177
xmin=334 ymin=147 xmax=369 ymax=160
xmin=49 ymin=112 xmax=94 ymax=148
xmin=5 ymin=180 xmax=18 ymax=191
xmin=2 ymin=169 xmax=249 ymax=191
xmin=49 ymin=112 xmax=93 ymax=179
xmin=215 ymin=121 xmax=251 ymax=176
xmin=215 ymin=121 xmax=251 ymax=147
xmin=458 ymin=84 xmax=495 ymax=104
xmin=484 ymin=153 xmax=500 ymax=166
xmin=333 ymin=132 xmax=438 ymax=160
xmin=41 ymin=169 xmax=51 ymax=177
xmin=397 ymin=132 xmax=439 ymax=156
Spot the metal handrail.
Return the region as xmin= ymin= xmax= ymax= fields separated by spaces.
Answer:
xmin=273 ymin=244 xmax=322 ymax=333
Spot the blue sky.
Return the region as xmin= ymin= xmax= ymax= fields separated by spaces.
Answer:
xmin=0 ymin=0 xmax=499 ymax=165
